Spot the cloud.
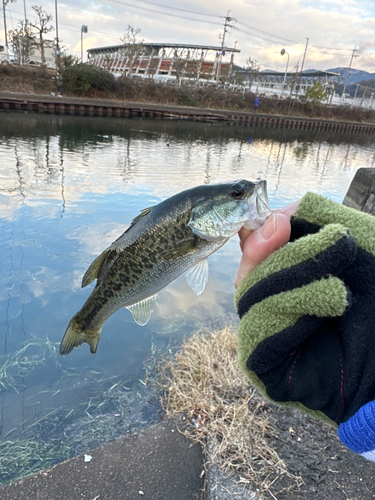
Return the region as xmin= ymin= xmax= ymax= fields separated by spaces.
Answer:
xmin=3 ymin=0 xmax=375 ymax=72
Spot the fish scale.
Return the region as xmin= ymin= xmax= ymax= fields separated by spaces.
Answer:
xmin=60 ymin=179 xmax=271 ymax=355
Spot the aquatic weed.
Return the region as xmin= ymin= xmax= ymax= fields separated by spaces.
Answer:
xmin=0 ymin=337 xmax=59 ymax=393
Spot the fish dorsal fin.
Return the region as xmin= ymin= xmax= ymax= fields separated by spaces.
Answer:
xmin=126 ymin=294 xmax=159 ymax=326
xmin=185 ymin=259 xmax=209 ymax=296
xmin=126 ymin=207 xmax=153 ymax=232
xmin=82 ymin=249 xmax=111 ymax=288
xmin=82 ymin=207 xmax=153 ymax=288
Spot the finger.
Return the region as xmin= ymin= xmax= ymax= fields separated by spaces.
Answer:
xmin=277 ymin=199 xmax=301 ymax=218
xmin=238 ymin=199 xmax=300 ymax=252
xmin=235 ymin=212 xmax=291 ymax=288
xmin=238 ymin=227 xmax=253 ymax=252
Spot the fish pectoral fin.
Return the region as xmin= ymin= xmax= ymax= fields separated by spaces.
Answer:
xmin=159 ymin=240 xmax=195 ymax=259
xmin=126 ymin=294 xmax=159 ymax=326
xmin=185 ymin=259 xmax=209 ymax=296
xmin=82 ymin=248 xmax=111 ymax=287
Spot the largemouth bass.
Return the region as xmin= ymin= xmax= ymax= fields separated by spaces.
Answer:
xmin=60 ymin=179 xmax=271 ymax=355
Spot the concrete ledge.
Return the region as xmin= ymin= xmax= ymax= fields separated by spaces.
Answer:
xmin=0 ymin=418 xmax=205 ymax=500
xmin=343 ymin=167 xmax=375 ymax=213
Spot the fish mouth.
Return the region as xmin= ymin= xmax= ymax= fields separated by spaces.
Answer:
xmin=244 ymin=180 xmax=272 ymax=230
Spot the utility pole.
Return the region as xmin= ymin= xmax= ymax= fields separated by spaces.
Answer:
xmin=3 ymin=0 xmax=8 ymax=47
xmin=300 ymin=38 xmax=309 ymax=78
xmin=295 ymin=37 xmax=309 ymax=98
xmin=342 ymin=46 xmax=358 ymax=100
xmin=216 ymin=10 xmax=236 ymax=83
xmin=289 ymin=38 xmax=308 ymax=113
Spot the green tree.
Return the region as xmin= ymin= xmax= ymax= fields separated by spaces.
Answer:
xmin=232 ymin=65 xmax=245 ymax=85
xmin=61 ymin=53 xmax=80 ymax=70
xmin=304 ymin=82 xmax=327 ymax=104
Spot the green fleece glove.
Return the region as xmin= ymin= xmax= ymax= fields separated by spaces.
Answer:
xmin=235 ymin=192 xmax=375 ymax=428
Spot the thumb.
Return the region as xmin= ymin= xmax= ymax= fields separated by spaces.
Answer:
xmin=235 ymin=212 xmax=291 ymax=288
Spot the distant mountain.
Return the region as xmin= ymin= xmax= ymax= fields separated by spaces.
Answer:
xmin=326 ymin=67 xmax=375 ymax=84
xmin=259 ymin=67 xmax=375 ymax=85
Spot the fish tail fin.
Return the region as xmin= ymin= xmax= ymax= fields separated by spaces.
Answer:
xmin=59 ymin=315 xmax=102 ymax=355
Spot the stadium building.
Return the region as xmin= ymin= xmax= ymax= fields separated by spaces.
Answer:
xmin=87 ymin=42 xmax=240 ymax=82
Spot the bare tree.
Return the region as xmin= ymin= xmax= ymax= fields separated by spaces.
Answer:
xmin=2 ymin=0 xmax=17 ymax=47
xmin=29 ymin=5 xmax=54 ymax=65
xmin=172 ymin=49 xmax=187 ymax=84
xmin=185 ymin=57 xmax=201 ymax=82
xmin=8 ymin=20 xmax=36 ymax=64
xmin=245 ymin=57 xmax=260 ymax=87
xmin=147 ymin=56 xmax=159 ymax=79
xmin=120 ymin=26 xmax=144 ymax=76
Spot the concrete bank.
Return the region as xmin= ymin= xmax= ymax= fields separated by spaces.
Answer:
xmin=0 ymin=91 xmax=375 ymax=135
xmin=0 ymin=418 xmax=205 ymax=500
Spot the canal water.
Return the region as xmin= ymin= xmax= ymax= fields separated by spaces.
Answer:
xmin=1 ymin=113 xmax=374 ymax=483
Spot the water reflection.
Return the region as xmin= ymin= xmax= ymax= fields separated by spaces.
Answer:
xmin=0 ymin=113 xmax=374 ymax=483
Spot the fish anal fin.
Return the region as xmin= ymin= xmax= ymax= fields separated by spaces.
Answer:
xmin=126 ymin=294 xmax=159 ymax=326
xmin=82 ymin=249 xmax=111 ymax=288
xmin=185 ymin=259 xmax=208 ymax=296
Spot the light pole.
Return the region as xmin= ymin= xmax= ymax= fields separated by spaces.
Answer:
xmin=55 ymin=0 xmax=61 ymax=70
xmin=280 ymin=48 xmax=289 ymax=94
xmin=229 ymin=41 xmax=238 ymax=83
xmin=81 ymin=25 xmax=88 ymax=62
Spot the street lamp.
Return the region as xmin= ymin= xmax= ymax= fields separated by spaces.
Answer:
xmin=281 ymin=48 xmax=289 ymax=93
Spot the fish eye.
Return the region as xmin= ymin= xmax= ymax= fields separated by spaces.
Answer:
xmin=229 ymin=184 xmax=245 ymax=199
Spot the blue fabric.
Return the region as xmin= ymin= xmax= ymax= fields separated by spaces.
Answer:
xmin=338 ymin=400 xmax=375 ymax=460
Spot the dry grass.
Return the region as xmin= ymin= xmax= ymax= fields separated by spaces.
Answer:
xmin=158 ymin=326 xmax=302 ymax=497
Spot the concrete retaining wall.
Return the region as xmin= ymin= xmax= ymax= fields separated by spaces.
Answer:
xmin=1 ymin=93 xmax=375 ymax=135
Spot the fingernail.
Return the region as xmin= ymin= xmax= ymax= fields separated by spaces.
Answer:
xmin=257 ymin=213 xmax=277 ymax=241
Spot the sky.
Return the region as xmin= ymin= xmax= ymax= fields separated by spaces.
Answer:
xmin=2 ymin=0 xmax=375 ymax=73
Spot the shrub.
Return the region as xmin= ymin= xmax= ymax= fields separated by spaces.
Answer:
xmin=177 ymin=90 xmax=197 ymax=107
xmin=62 ymin=64 xmax=116 ymax=95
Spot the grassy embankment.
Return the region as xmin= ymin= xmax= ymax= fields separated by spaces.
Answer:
xmin=1 ymin=63 xmax=375 ymax=123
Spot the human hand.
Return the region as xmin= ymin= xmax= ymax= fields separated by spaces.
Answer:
xmin=235 ymin=200 xmax=300 ymax=288
xmin=234 ymin=192 xmax=375 ymax=461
